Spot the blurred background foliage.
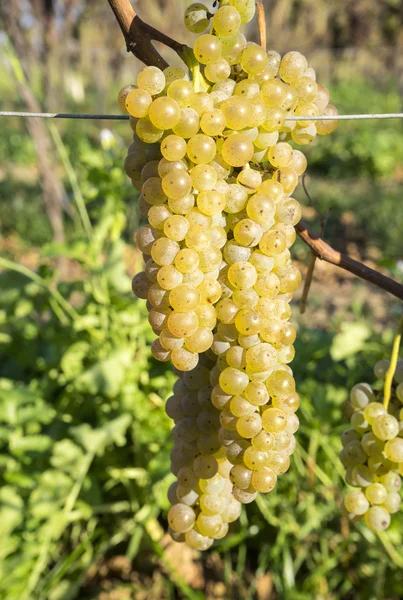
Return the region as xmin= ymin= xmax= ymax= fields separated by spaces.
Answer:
xmin=0 ymin=0 xmax=402 ymax=598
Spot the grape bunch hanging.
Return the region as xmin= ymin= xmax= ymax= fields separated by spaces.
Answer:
xmin=118 ymin=0 xmax=338 ymax=549
xmin=340 ymin=359 xmax=403 ymax=532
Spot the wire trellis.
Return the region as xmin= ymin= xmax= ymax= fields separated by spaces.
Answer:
xmin=1 ymin=111 xmax=403 ymax=121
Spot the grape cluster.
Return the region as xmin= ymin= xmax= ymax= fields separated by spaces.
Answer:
xmin=340 ymin=359 xmax=403 ymax=531
xmin=118 ymin=0 xmax=339 ymax=548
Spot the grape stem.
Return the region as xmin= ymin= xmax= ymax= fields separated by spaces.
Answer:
xmin=295 ymin=221 xmax=403 ymax=301
xmin=106 ymin=0 xmax=190 ymax=70
xmin=383 ymin=317 xmax=403 ymax=409
xmin=257 ymin=3 xmax=267 ymax=51
xmin=107 ymin=0 xmax=403 ymax=303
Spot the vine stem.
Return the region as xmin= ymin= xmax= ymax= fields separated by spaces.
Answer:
xmin=383 ymin=317 xmax=403 ymax=409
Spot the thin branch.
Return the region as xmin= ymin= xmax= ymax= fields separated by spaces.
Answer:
xmin=300 ymin=252 xmax=317 ymax=314
xmin=257 ymin=3 xmax=267 ymax=51
xmin=107 ymin=0 xmax=190 ymax=70
xmin=295 ymin=221 xmax=403 ymax=301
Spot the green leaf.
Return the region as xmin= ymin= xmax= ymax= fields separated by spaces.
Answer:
xmin=74 ymin=348 xmax=133 ymax=397
xmin=60 ymin=341 xmax=91 ymax=380
xmin=330 ymin=322 xmax=371 ymax=361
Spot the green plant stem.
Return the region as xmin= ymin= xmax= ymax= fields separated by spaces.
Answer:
xmin=0 ymin=257 xmax=79 ymax=322
xmin=383 ymin=316 xmax=403 ymax=409
xmin=48 ymin=122 xmax=93 ymax=240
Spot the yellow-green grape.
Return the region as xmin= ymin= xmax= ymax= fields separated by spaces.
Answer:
xmin=262 ymin=108 xmax=286 ymax=133
xmin=221 ymin=97 xmax=252 ymax=130
xmin=175 ymin=248 xmax=200 ymax=273
xmin=246 ymin=194 xmax=275 ymax=225
xmin=157 ymin=265 xmax=183 ymax=291
xmin=193 ymin=34 xmax=223 ymax=65
xmin=382 ymin=493 xmax=401 ymax=514
xmin=268 ymin=142 xmax=293 ymax=168
xmin=162 ymin=171 xmax=192 ymax=200
xmin=142 ymin=177 xmax=166 ymax=205
xmin=199 ymin=493 xmax=226 ymax=516
xmin=167 ymin=311 xmax=199 ymax=337
xmin=230 ymin=464 xmax=252 ymax=489
xmin=199 ymin=278 xmax=223 ymax=305
xmin=365 ymin=482 xmax=388 ymax=505
xmin=316 ymin=104 xmax=339 ymax=135
xmin=184 ymin=2 xmax=210 ymax=33
xmin=198 ymin=246 xmax=222 ymax=272
xmin=137 ymin=66 xmax=166 ymax=95
xmin=236 ymin=413 xmax=262 ymax=438
xmin=290 ymin=149 xmax=308 ymax=176
xmin=171 ymin=347 xmax=199 ymax=371
xmin=151 ymin=237 xmax=180 ymax=266
xmin=193 ymin=454 xmax=218 ymax=479
xmin=232 ymin=485 xmax=257 ymax=504
xmin=380 ymin=471 xmax=401 ymax=493
xmin=141 ymin=160 xmax=160 ymax=183
xmin=158 ymin=157 xmax=188 ymax=178
xmin=223 ymin=240 xmax=252 ymax=265
xmin=147 ymin=204 xmax=171 ymax=230
xmin=246 ymin=343 xmax=277 ymax=373
xmin=196 ymin=303 xmax=217 ymax=329
xmin=221 ymin=134 xmax=254 ymax=167
xmin=364 ymin=506 xmax=391 ymax=531
xmin=176 ymin=485 xmax=199 ymax=506
xmin=185 ymin=527 xmax=213 ymax=550
xmin=167 ymin=80 xmax=194 ymax=108
xmin=235 ymin=309 xmax=262 ymax=335
xmin=265 ymin=450 xmax=290 ymax=474
xmin=295 ymin=76 xmax=318 ymax=103
xmin=147 ymin=283 xmax=170 ymax=310
xmin=251 ymin=468 xmax=277 ymax=493
xmin=372 ymin=414 xmax=399 ymax=441
xmin=279 ymin=51 xmax=307 ymax=83
xmin=248 ymin=99 xmax=268 ymax=127
xmin=163 ymin=66 xmax=189 ymax=87
xmin=125 ymin=88 xmax=152 ymax=118
xmin=118 ymin=84 xmax=136 ymax=113
xmin=276 ymin=264 xmax=302 ymax=293
xmin=252 ymin=430 xmax=275 ymax=452
xmin=295 ymin=103 xmax=319 ymax=127
xmin=350 ymin=411 xmax=369 ymax=435
xmin=243 ymin=446 xmax=267 ymax=471
xmin=384 ymin=438 xmax=403 ymax=462
xmin=190 ymin=164 xmax=217 ymax=191
xmin=344 ymin=491 xmax=370 ymax=516
xmin=226 ymin=345 xmax=246 ymax=369
xmin=163 ymin=215 xmax=189 ymax=242
xmin=219 ymin=367 xmax=249 ymax=395
xmin=169 ymin=284 xmax=200 ymax=312
xmin=374 ymin=359 xmax=390 ymax=379
xmin=276 ymin=199 xmax=302 ymax=226
xmin=168 ymin=503 xmax=196 ymax=533
xmin=132 ymin=271 xmax=150 ymax=300
xmin=259 ymin=179 xmax=284 ymax=203
xmin=292 ymin=123 xmax=317 ymax=145
xmin=262 ymin=408 xmax=287 ymax=434
xmin=233 ymin=219 xmax=263 ymax=247
xmin=161 ymin=135 xmax=187 ymax=161
xmin=244 ymin=381 xmax=269 ymax=406
xmin=272 ymin=167 xmax=298 ymax=195
xmin=197 ymin=513 xmax=223 ymax=537
xmin=191 ymin=91 xmax=214 ymax=116
xmin=240 ymin=43 xmax=269 ymax=75
xmin=339 ymin=440 xmax=367 ymax=468
xmin=151 ymin=339 xmax=171 ymax=361
xmin=237 ymin=168 xmax=262 ymax=193
xmin=213 ymin=5 xmax=241 ymax=35
xmin=160 ymin=328 xmax=184 ymax=351
xmin=187 ymin=134 xmax=217 ymax=164
xmin=216 ymin=298 xmax=239 ymax=324
xmin=350 ymin=383 xmax=375 ymax=410
xmin=266 ymin=370 xmax=296 ymax=399
xmin=254 ymin=129 xmax=278 ymax=150
xmin=259 ymin=230 xmax=287 ymax=256
xmin=230 ymin=395 xmax=256 ymax=418
xmin=226 ymin=439 xmax=248 ymax=464
xmin=173 ymin=108 xmax=200 ymax=138
xmin=200 ymin=109 xmax=226 ymax=136
xmin=225 ymin=183 xmax=248 ymax=213
xmin=228 ymin=261 xmax=257 ymax=290
xmin=149 ymin=97 xmax=181 ymax=130
xmin=260 ymin=79 xmax=287 ymax=107
xmin=234 ymin=80 xmax=260 ymax=99
xmin=397 ymin=382 xmax=403 ymax=402
xmin=205 ymin=58 xmax=232 ymax=83
xmin=186 ymin=208 xmax=211 ymax=228
xmin=313 ymin=84 xmax=330 ymax=112
xmin=136 ymin=116 xmax=164 ymax=143
xmin=197 ymin=190 xmax=226 ymax=216
xmin=272 ymin=393 xmax=300 ymax=414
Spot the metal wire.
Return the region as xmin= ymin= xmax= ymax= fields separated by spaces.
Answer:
xmin=1 ymin=110 xmax=403 ymax=121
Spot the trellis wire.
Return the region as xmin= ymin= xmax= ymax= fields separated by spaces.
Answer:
xmin=1 ymin=110 xmax=403 ymax=121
